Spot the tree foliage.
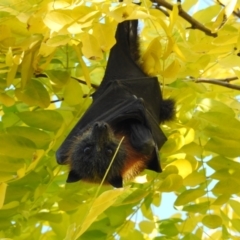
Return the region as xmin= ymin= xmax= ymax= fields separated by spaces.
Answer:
xmin=1 ymin=0 xmax=240 ymax=239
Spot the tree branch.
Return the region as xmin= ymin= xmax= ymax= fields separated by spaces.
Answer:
xmin=151 ymin=0 xmax=217 ymax=37
xmin=193 ymin=77 xmax=240 ymax=90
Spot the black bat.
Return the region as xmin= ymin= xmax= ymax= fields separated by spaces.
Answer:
xmin=56 ymin=20 xmax=175 ymax=188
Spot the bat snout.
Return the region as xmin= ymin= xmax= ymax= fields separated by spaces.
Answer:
xmin=94 ymin=122 xmax=108 ymax=130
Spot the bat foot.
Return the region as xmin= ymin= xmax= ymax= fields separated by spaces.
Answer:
xmin=66 ymin=170 xmax=82 ymax=183
xmin=108 ymin=176 xmax=123 ymax=188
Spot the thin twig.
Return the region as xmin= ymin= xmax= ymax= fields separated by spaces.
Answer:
xmin=51 ymin=98 xmax=64 ymax=103
xmin=71 ymin=76 xmax=99 ymax=89
xmin=196 ymin=76 xmax=239 ymax=83
xmin=152 ymin=0 xmax=218 ymax=37
xmin=194 ymin=78 xmax=240 ymax=91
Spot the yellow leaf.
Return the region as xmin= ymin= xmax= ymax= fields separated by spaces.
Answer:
xmin=169 ymin=159 xmax=192 ymax=178
xmin=39 ymin=43 xmax=56 ymax=57
xmin=80 ymin=32 xmax=103 ymax=59
xmin=224 ymin=0 xmax=237 ymax=18
xmin=162 ymin=59 xmax=180 ymax=78
xmin=0 ymin=93 xmax=15 ymax=107
xmin=219 ymin=55 xmax=240 ymax=68
xmin=202 ymin=215 xmax=222 ymax=229
xmin=6 ymin=63 xmax=18 ymax=87
xmin=213 ymin=34 xmax=238 ymax=46
xmin=27 ymin=150 xmax=45 ymax=172
xmin=173 ymin=43 xmax=186 ymax=61
xmin=63 ymin=79 xmax=83 ymax=105
xmin=27 ymin=16 xmax=46 ymax=34
xmin=92 ymin=23 xmax=116 ymax=51
xmin=182 ymin=0 xmax=198 ymax=12
xmin=211 ymin=0 xmax=236 ymax=33
xmin=21 ymin=51 xmax=34 ymax=89
xmin=0 ymin=182 xmax=7 ymax=209
xmin=184 ymin=128 xmax=195 ymax=145
xmin=212 ymin=194 xmax=230 ymax=205
xmin=46 ymin=35 xmax=70 ymax=47
xmin=5 ymin=48 xmax=13 ymax=66
xmin=43 ymin=11 xmax=73 ymax=32
xmin=162 ymin=36 xmax=173 ymax=59
xmin=74 ymin=188 xmax=124 ymax=238
xmin=17 ymin=165 xmax=26 ymax=178
xmin=169 ymin=4 xmax=178 ymax=33
xmin=0 ymin=25 xmax=12 ymax=41
xmin=73 ymin=45 xmax=91 ymax=88
xmin=161 ymin=132 xmax=185 ymax=153
xmin=142 ymin=37 xmax=162 ymax=75
xmin=139 ymin=221 xmax=155 ymax=234
xmin=229 ymin=200 xmax=240 ymax=217
xmin=212 ymin=9 xmax=225 ymax=33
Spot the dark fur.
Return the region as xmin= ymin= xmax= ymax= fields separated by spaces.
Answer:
xmin=61 ymin=20 xmax=175 ymax=188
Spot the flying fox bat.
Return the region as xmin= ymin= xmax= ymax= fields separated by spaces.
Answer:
xmin=56 ymin=20 xmax=175 ymax=188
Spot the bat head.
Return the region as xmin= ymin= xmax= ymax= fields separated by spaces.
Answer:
xmin=66 ymin=122 xmax=126 ymax=188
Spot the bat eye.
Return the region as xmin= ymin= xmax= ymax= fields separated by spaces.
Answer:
xmin=83 ymin=146 xmax=92 ymax=154
xmin=106 ymin=148 xmax=113 ymax=157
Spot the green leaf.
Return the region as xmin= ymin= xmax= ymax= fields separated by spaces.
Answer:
xmin=183 ymin=171 xmax=206 ymax=187
xmin=212 ymin=178 xmax=240 ymax=195
xmin=63 ymin=78 xmax=83 ymax=105
xmin=183 ymin=201 xmax=209 ymax=214
xmin=34 ymin=212 xmax=63 ymax=223
xmin=74 ymin=188 xmax=125 ymax=238
xmin=46 ymin=70 xmax=70 ymax=88
xmin=159 ymin=174 xmax=183 ymax=192
xmin=207 ymin=156 xmax=240 ymax=171
xmin=175 ymin=188 xmax=206 ymax=206
xmin=205 ymin=137 xmax=240 ymax=157
xmin=158 ymin=219 xmax=180 ymax=237
xmin=202 ymin=215 xmax=222 ymax=229
xmin=6 ymin=126 xmax=51 ymax=149
xmin=15 ymin=80 xmax=50 ymax=108
xmin=0 ymin=133 xmax=36 ymax=158
xmin=17 ymin=110 xmax=63 ymax=132
xmin=203 ymin=125 xmax=240 ymax=141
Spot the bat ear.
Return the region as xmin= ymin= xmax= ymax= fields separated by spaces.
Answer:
xmin=66 ymin=170 xmax=82 ymax=183
xmin=146 ymin=147 xmax=162 ymax=173
xmin=108 ymin=176 xmax=123 ymax=188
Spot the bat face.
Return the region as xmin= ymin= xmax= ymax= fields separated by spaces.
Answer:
xmin=67 ymin=122 xmax=126 ymax=187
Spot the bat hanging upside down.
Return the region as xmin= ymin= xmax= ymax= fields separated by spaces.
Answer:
xmin=56 ymin=20 xmax=175 ymax=188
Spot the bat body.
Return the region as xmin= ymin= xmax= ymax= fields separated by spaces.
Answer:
xmin=56 ymin=20 xmax=175 ymax=188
